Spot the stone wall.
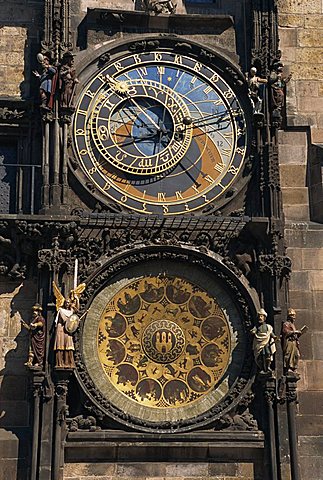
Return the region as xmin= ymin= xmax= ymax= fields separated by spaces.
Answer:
xmin=0 ymin=0 xmax=43 ymax=100
xmin=0 ymin=280 xmax=37 ymax=427
xmin=278 ymin=0 xmax=323 ymax=477
xmin=0 ymin=27 xmax=27 ymax=98
xmin=64 ymin=461 xmax=256 ymax=480
xmin=0 ymin=280 xmax=37 ymax=480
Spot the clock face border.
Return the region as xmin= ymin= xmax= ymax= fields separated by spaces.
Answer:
xmin=74 ymin=246 xmax=256 ymax=433
xmin=71 ymin=36 xmax=253 ymax=216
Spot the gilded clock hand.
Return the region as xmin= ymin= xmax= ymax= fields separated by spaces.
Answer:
xmin=156 ymin=99 xmax=169 ymax=154
xmin=125 ymin=96 xmax=162 ymax=132
xmin=183 ymin=111 xmax=231 ymax=129
xmin=178 ymin=161 xmax=201 ymax=189
xmin=105 ymin=75 xmax=160 ymax=133
xmin=113 ymin=131 xmax=162 ymax=149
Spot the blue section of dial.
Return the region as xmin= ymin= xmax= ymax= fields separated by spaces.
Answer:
xmin=111 ymin=97 xmax=174 ymax=156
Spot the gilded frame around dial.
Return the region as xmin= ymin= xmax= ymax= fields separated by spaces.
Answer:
xmin=72 ymin=37 xmax=252 ymax=215
xmin=75 ymin=247 xmax=256 ymax=433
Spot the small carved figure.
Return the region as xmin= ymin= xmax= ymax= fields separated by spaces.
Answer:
xmin=59 ymin=51 xmax=79 ymax=108
xmin=144 ymin=0 xmax=177 ymax=14
xmin=214 ymin=408 xmax=258 ymax=432
xmin=281 ymin=308 xmax=308 ymax=374
xmin=251 ymin=309 xmax=277 ymax=373
xmin=247 ymin=67 xmax=267 ymax=115
xmin=69 ymin=415 xmax=98 ymax=432
xmin=21 ymin=304 xmax=46 ymax=368
xmin=33 ymin=53 xmax=57 ymax=109
xmin=269 ymin=63 xmax=292 ymax=125
xmin=53 ymin=281 xmax=86 ymax=368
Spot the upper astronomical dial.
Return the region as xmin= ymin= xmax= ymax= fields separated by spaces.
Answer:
xmin=90 ymin=77 xmax=192 ymax=175
xmin=74 ymin=49 xmax=248 ymax=215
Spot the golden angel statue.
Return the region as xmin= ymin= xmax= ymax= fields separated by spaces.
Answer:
xmin=53 ymin=281 xmax=86 ymax=368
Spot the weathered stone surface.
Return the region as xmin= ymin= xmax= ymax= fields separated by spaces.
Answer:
xmin=298 ymin=29 xmax=323 ymax=48
xmin=0 ymin=375 xmax=27 ymax=400
xmin=278 ymin=131 xmax=307 ymax=146
xmin=283 ymin=205 xmax=310 ymax=221
xmin=0 ymin=459 xmax=18 ymax=480
xmin=282 ymin=187 xmax=309 ymax=205
xmin=299 ymin=435 xmax=323 ymax=456
xmin=209 ymin=464 xmax=238 ymax=476
xmin=304 ymin=360 xmax=323 ymax=390
xmin=63 ymin=463 xmax=256 ymax=480
xmin=297 ymin=80 xmax=319 ymax=98
xmin=299 ymin=393 xmax=323 ymax=415
xmin=289 ymin=271 xmax=310 ymax=291
xmin=0 ymin=400 xmax=29 ymax=427
xmin=304 ymin=14 xmax=323 ymax=28
xmin=0 ymin=26 xmax=27 ymax=97
xmin=309 ymin=270 xmax=323 ymax=290
xmin=288 ymin=290 xmax=314 ymax=310
xmin=278 ymin=0 xmax=322 ymax=14
xmin=310 ymin=127 xmax=323 ymax=143
xmin=279 ymin=27 xmax=298 ymax=46
xmin=301 ymin=249 xmax=323 ymax=269
xmin=280 ymin=165 xmax=307 ymax=187
xmin=296 ymin=330 xmax=313 ymax=360
xmin=296 ymin=48 xmax=323 ymax=64
xmin=0 ymin=429 xmax=19 ymax=458
xmin=165 ymin=464 xmax=209 ymax=477
xmin=80 ymin=0 xmax=134 ymax=12
xmin=117 ymin=464 xmax=166 ymax=477
xmin=64 ymin=464 xmax=116 ymax=477
xmin=279 ymin=14 xmax=304 ymax=27
xmin=299 ymin=454 xmax=323 ymax=477
xmin=298 ymin=415 xmax=323 ymax=436
xmin=312 ymin=332 xmax=323 ymax=360
xmin=286 ymin=248 xmax=303 ymax=270
xmin=279 ymin=145 xmax=307 ymax=165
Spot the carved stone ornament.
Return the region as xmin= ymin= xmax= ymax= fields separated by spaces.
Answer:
xmin=0 ymin=107 xmax=25 ymax=121
xmin=259 ymin=254 xmax=292 ymax=279
xmin=74 ymin=245 xmax=257 ymax=433
xmin=68 ymin=415 xmax=100 ymax=432
xmin=143 ymin=0 xmax=177 ymax=15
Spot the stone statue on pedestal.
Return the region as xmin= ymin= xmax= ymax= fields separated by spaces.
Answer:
xmin=251 ymin=309 xmax=277 ymax=373
xmin=281 ymin=308 xmax=308 ymax=374
xmin=21 ymin=304 xmax=46 ymax=369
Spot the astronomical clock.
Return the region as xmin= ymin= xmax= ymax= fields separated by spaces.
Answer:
xmin=75 ymin=247 xmax=256 ymax=432
xmin=71 ymin=38 xmax=256 ymax=433
xmin=72 ymin=37 xmax=251 ymax=215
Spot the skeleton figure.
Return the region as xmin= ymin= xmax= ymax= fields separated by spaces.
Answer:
xmin=247 ymin=67 xmax=267 ymax=115
xmin=53 ymin=281 xmax=86 ymax=368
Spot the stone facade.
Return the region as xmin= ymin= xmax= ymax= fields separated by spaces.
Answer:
xmin=278 ymin=0 xmax=323 ymax=477
xmin=0 ymin=27 xmax=28 ymax=98
xmin=64 ymin=462 xmax=256 ymax=480
xmin=0 ymin=1 xmax=322 ymax=479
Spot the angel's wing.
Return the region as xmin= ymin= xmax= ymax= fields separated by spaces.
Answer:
xmin=52 ymin=281 xmax=65 ymax=311
xmin=72 ymin=282 xmax=86 ymax=297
